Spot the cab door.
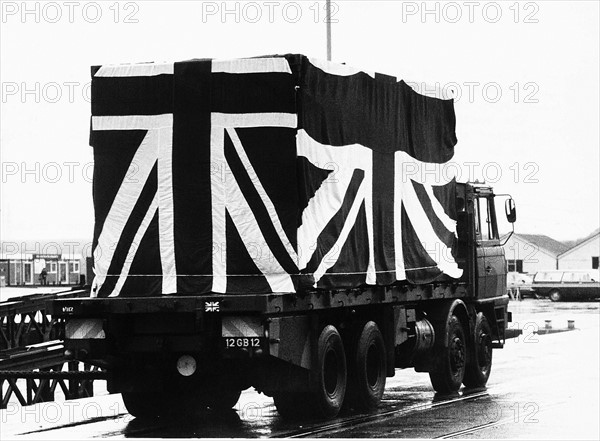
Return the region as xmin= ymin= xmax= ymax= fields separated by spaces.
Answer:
xmin=474 ymin=194 xmax=506 ymax=299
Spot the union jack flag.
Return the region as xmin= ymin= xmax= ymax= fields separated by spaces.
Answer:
xmin=89 ymin=55 xmax=462 ymax=298
xmin=205 ymin=301 xmax=220 ymax=313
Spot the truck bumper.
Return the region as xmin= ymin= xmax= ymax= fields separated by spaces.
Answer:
xmin=52 ymin=297 xmax=273 ymax=367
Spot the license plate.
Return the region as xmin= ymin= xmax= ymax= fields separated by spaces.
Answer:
xmin=223 ymin=337 xmax=263 ymax=348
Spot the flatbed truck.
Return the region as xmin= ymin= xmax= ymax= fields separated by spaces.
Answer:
xmin=51 ymin=55 xmax=516 ymax=419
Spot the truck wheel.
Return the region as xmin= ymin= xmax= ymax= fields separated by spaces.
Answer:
xmin=123 ymin=384 xmax=210 ymax=419
xmin=463 ymin=314 xmax=493 ymax=388
xmin=122 ymin=392 xmax=168 ymax=419
xmin=345 ymin=321 xmax=386 ymax=411
xmin=207 ymin=389 xmax=241 ymax=410
xmin=273 ymin=392 xmax=310 ymax=419
xmin=312 ymin=325 xmax=347 ymax=418
xmin=549 ymin=289 xmax=562 ymax=302
xmin=429 ymin=315 xmax=467 ymax=393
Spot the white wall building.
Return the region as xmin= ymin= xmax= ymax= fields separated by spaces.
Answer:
xmin=502 ymin=233 xmax=569 ymax=275
xmin=0 ymin=252 xmax=82 ymax=286
xmin=558 ymin=231 xmax=600 ymax=270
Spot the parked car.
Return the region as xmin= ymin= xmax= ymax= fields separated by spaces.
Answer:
xmin=531 ymin=270 xmax=600 ymax=302
xmin=507 ymin=272 xmax=534 ymax=298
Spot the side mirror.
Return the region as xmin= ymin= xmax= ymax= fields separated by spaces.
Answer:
xmin=505 ymin=198 xmax=517 ymax=223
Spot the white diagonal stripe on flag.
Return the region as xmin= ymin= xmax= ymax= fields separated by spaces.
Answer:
xmin=401 ymin=172 xmax=463 ymax=279
xmin=312 ymin=183 xmax=368 ymax=284
xmin=109 ymin=194 xmax=159 ymax=297
xmin=296 ymin=130 xmax=376 ymax=283
xmin=226 ymin=167 xmax=295 ymax=293
xmin=226 ymin=127 xmax=298 ymax=266
xmin=92 ymin=119 xmax=158 ymax=292
xmin=92 ymin=114 xmax=177 ymax=296
xmin=395 ymin=151 xmax=463 ymax=279
xmin=423 ymin=184 xmax=458 ymax=236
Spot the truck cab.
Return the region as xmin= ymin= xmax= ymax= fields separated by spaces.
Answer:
xmin=456 ymin=182 xmax=510 ymax=300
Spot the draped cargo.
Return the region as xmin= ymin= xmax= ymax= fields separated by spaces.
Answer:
xmin=90 ymin=54 xmax=463 ymax=298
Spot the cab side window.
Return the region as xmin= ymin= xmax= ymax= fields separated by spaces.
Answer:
xmin=474 ymin=196 xmax=500 ymax=241
xmin=455 ymin=196 xmax=468 ymax=258
xmin=475 ymin=197 xmax=491 ymax=240
xmin=474 ymin=198 xmax=481 ymax=238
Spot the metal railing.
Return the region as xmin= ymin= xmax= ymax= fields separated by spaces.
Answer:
xmin=0 ymin=289 xmax=107 ymax=408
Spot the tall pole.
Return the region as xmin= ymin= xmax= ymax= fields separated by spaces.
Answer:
xmin=326 ymin=0 xmax=332 ymax=61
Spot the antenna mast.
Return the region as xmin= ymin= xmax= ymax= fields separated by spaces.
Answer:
xmin=326 ymin=0 xmax=332 ymax=61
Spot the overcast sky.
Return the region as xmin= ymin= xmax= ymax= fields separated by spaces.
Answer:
xmin=1 ymin=0 xmax=599 ymax=246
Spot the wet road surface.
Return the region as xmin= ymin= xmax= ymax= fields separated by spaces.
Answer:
xmin=1 ymin=298 xmax=598 ymax=439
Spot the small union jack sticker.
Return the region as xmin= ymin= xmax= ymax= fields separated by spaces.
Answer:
xmin=205 ymin=301 xmax=220 ymax=312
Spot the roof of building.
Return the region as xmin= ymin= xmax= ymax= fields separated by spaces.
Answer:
xmin=0 ymin=253 xmax=83 ymax=260
xmin=512 ymin=234 xmax=570 ymax=256
xmin=558 ymin=230 xmax=600 ymax=258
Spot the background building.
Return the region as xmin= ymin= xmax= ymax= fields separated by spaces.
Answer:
xmin=558 ymin=230 xmax=600 ymax=270
xmin=0 ymin=252 xmax=83 ymax=287
xmin=502 ymin=233 xmax=569 ymax=275
xmin=0 ymin=240 xmax=92 ymax=288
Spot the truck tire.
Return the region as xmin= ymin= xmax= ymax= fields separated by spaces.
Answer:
xmin=207 ymin=389 xmax=241 ymax=410
xmin=345 ymin=321 xmax=386 ymax=411
xmin=122 ymin=391 xmax=170 ymax=419
xmin=429 ymin=315 xmax=467 ymax=393
xmin=463 ymin=313 xmax=493 ymax=388
xmin=273 ymin=325 xmax=347 ymax=420
xmin=273 ymin=392 xmax=310 ymax=419
xmin=123 ymin=389 xmax=209 ymax=419
xmin=312 ymin=325 xmax=347 ymax=418
xmin=549 ymin=289 xmax=562 ymax=302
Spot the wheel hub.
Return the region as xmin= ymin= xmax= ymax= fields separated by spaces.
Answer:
xmin=323 ymin=348 xmax=339 ymax=396
xmin=450 ymin=336 xmax=465 ymax=372
xmin=479 ymin=333 xmax=492 ymax=368
xmin=366 ymin=342 xmax=380 ymax=387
